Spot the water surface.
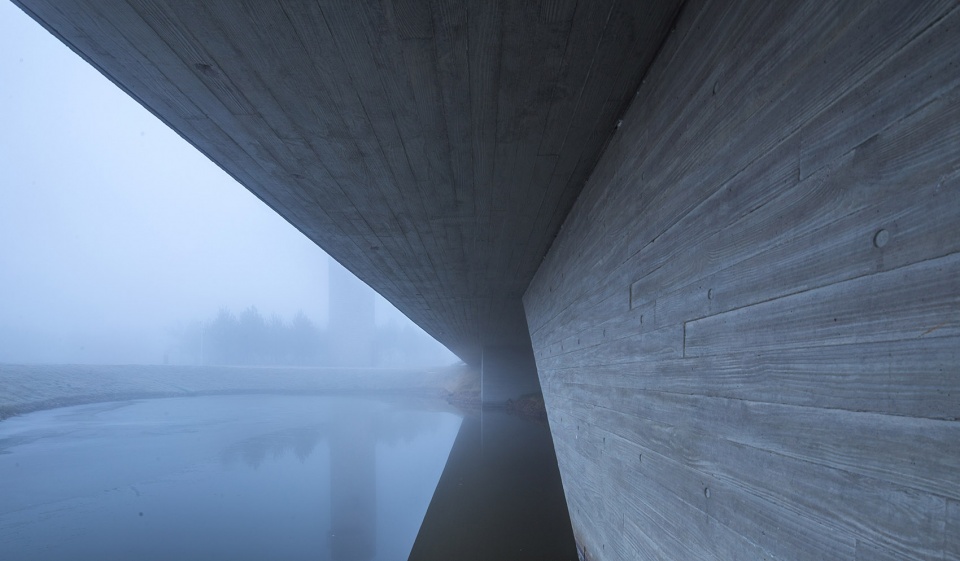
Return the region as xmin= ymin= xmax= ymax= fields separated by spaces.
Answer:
xmin=0 ymin=395 xmax=460 ymax=561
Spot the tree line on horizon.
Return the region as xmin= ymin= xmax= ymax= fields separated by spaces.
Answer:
xmin=169 ymin=306 xmax=451 ymax=368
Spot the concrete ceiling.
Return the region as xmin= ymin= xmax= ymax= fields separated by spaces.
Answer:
xmin=15 ymin=0 xmax=681 ymax=364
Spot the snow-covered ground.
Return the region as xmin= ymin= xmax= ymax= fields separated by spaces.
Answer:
xmin=0 ymin=363 xmax=468 ymax=420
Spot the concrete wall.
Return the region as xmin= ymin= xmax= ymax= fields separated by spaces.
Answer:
xmin=524 ymin=1 xmax=960 ymax=559
xmin=480 ymin=343 xmax=541 ymax=405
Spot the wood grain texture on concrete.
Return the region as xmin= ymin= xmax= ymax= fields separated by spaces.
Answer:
xmin=12 ymin=0 xmax=682 ymax=365
xmin=524 ymin=0 xmax=960 ymax=559
xmin=9 ymin=0 xmax=960 ymax=558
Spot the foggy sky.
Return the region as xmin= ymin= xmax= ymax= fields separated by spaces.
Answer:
xmin=0 ymin=3 xmax=452 ymax=365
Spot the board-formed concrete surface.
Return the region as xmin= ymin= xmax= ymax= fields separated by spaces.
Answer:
xmin=11 ymin=0 xmax=681 ymax=365
xmin=9 ymin=0 xmax=960 ymax=559
xmin=524 ymin=1 xmax=960 ymax=559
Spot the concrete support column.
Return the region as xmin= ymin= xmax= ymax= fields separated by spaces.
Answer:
xmin=480 ymin=344 xmax=541 ymax=405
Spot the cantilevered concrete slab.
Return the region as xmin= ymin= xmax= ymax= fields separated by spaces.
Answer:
xmin=13 ymin=0 xmax=681 ymax=366
xmin=13 ymin=1 xmax=960 ymax=560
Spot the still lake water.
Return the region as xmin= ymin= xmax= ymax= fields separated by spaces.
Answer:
xmin=0 ymin=394 xmax=578 ymax=560
xmin=0 ymin=395 xmax=461 ymax=561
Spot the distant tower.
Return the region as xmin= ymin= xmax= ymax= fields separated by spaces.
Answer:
xmin=328 ymin=257 xmax=376 ymax=367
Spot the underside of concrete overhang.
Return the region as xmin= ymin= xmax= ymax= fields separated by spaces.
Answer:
xmin=13 ymin=0 xmax=683 ymax=365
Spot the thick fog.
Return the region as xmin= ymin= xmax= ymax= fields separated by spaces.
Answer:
xmin=0 ymin=3 xmax=455 ymax=367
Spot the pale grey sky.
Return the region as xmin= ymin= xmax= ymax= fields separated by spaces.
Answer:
xmin=0 ymin=2 xmax=443 ymax=364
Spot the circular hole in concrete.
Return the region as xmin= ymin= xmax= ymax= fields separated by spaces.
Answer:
xmin=874 ymin=229 xmax=890 ymax=248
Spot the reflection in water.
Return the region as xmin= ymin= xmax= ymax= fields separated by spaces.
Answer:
xmin=0 ymin=395 xmax=461 ymax=561
xmin=410 ymin=410 xmax=578 ymax=560
xmin=221 ymin=426 xmax=324 ymax=468
xmin=216 ymin=401 xmax=443 ymax=560
xmin=330 ymin=412 xmax=376 ymax=561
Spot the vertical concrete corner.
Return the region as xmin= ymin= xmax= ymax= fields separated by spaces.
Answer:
xmin=480 ymin=343 xmax=542 ymax=406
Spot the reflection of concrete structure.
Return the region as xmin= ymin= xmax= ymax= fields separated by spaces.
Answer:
xmin=328 ymin=258 xmax=375 ymax=368
xmin=16 ymin=2 xmax=959 ymax=559
xmin=410 ymin=411 xmax=575 ymax=561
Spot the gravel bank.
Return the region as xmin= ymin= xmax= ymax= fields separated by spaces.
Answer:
xmin=0 ymin=363 xmax=471 ymax=421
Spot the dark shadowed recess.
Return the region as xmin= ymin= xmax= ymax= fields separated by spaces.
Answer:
xmin=410 ymin=410 xmax=577 ymax=561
